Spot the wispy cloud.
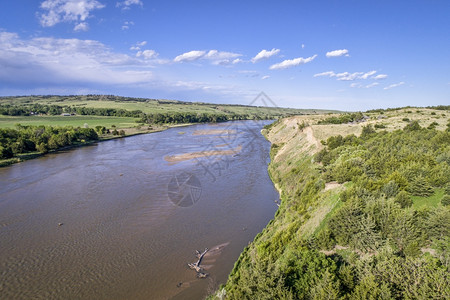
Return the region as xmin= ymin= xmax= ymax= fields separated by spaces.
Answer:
xmin=314 ymin=71 xmax=335 ymax=77
xmin=314 ymin=70 xmax=381 ymax=81
xmin=39 ymin=0 xmax=105 ymax=31
xmin=0 ymin=31 xmax=154 ymax=87
xmin=365 ymin=82 xmax=379 ymax=88
xmin=173 ymin=50 xmax=207 ymax=62
xmin=360 ymin=70 xmax=376 ymax=79
xmin=384 ymin=82 xmax=405 ymax=90
xmin=173 ymin=50 xmax=241 ymax=65
xmin=116 ymin=0 xmax=143 ymax=9
xmin=74 ymin=22 xmax=89 ymax=32
xmin=349 ymin=82 xmax=380 ymax=89
xmin=326 ymin=49 xmax=349 ymax=58
xmin=130 ymin=41 xmax=146 ymax=50
xmin=251 ymin=48 xmax=280 ymax=63
xmin=269 ymin=54 xmax=317 ymax=70
xmin=261 ymin=75 xmax=270 ymax=80
xmin=204 ymin=50 xmax=242 ymax=65
xmin=136 ymin=50 xmax=158 ymax=59
xmin=373 ymin=74 xmax=388 ymax=80
xmin=121 ymin=21 xmax=135 ymax=30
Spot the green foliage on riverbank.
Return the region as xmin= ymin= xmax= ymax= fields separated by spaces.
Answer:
xmin=218 ymin=119 xmax=450 ymax=299
xmin=0 ymin=124 xmax=99 ymax=159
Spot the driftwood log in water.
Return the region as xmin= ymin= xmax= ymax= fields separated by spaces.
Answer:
xmin=188 ymin=248 xmax=209 ymax=277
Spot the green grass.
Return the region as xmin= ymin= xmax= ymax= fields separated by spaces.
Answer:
xmin=412 ymin=188 xmax=444 ymax=209
xmin=0 ymin=95 xmax=340 ymax=116
xmin=0 ymin=115 xmax=139 ymax=129
xmin=313 ymin=182 xmax=353 ymax=236
xmin=313 ymin=192 xmax=342 ymax=236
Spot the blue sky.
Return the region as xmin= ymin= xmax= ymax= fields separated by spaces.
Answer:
xmin=0 ymin=0 xmax=449 ymax=110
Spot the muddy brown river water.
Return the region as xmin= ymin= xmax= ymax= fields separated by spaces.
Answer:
xmin=0 ymin=120 xmax=279 ymax=300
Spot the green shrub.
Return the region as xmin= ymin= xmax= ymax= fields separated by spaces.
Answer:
xmin=409 ymin=176 xmax=434 ymax=197
xmin=382 ymin=181 xmax=399 ymax=198
xmin=427 ymin=121 xmax=439 ymax=129
xmin=395 ymin=191 xmax=413 ymax=208
xmin=404 ymin=120 xmax=421 ymax=131
xmin=374 ymin=123 xmax=386 ymax=129
xmin=441 ymin=195 xmax=450 ymax=206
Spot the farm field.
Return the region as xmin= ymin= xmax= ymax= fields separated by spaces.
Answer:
xmin=0 ymin=115 xmax=139 ymax=129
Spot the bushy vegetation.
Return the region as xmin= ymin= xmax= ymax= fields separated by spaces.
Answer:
xmin=318 ymin=112 xmax=366 ymax=125
xmin=0 ymin=103 xmax=145 ymax=118
xmin=219 ymin=122 xmax=450 ymax=299
xmin=140 ymin=112 xmax=252 ymax=124
xmin=0 ymin=124 xmax=99 ymax=159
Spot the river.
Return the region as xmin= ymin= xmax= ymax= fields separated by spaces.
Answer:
xmin=0 ymin=120 xmax=279 ymax=300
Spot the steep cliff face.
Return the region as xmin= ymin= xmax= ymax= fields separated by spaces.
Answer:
xmin=217 ymin=110 xmax=449 ymax=300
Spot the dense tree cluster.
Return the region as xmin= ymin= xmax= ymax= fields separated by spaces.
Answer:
xmin=0 ymin=104 xmax=144 ymax=118
xmin=140 ymin=112 xmax=254 ymax=124
xmin=317 ymin=112 xmax=366 ymax=125
xmin=220 ymin=122 xmax=450 ymax=299
xmin=0 ymin=125 xmax=98 ymax=159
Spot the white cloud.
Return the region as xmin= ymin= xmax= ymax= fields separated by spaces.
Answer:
xmin=121 ymin=21 xmax=135 ymax=30
xmin=129 ymin=40 xmax=146 ymax=50
xmin=232 ymin=58 xmax=242 ymax=64
xmin=136 ymin=50 xmax=158 ymax=59
xmin=39 ymin=0 xmax=105 ymax=30
xmin=173 ymin=50 xmax=207 ymax=62
xmin=365 ymin=82 xmax=379 ymax=88
xmin=301 ymin=44 xmax=305 ymax=49
xmin=0 ymin=31 xmax=155 ymax=87
xmin=336 ymin=72 xmax=363 ymax=81
xmin=173 ymin=49 xmax=241 ymax=65
xmin=269 ymin=54 xmax=317 ymax=70
xmin=204 ymin=50 xmax=241 ymax=65
xmin=261 ymin=75 xmax=270 ymax=80
xmin=326 ymin=49 xmax=349 ymax=58
xmin=314 ymin=71 xmax=335 ymax=77
xmin=251 ymin=48 xmax=280 ymax=63
xmin=373 ymin=74 xmax=388 ymax=80
xmin=74 ymin=22 xmax=89 ymax=32
xmin=116 ymin=0 xmax=143 ymax=9
xmin=360 ymin=70 xmax=376 ymax=79
xmin=314 ymin=71 xmax=363 ymax=81
xmin=384 ymin=82 xmax=405 ymax=90
xmin=314 ymin=70 xmax=385 ymax=81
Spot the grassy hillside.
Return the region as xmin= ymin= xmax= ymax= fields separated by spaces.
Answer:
xmin=0 ymin=95 xmax=337 ymax=117
xmin=215 ymin=108 xmax=450 ymax=299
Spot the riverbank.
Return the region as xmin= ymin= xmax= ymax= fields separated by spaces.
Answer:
xmin=214 ymin=109 xmax=450 ymax=299
xmin=0 ymin=123 xmax=193 ymax=168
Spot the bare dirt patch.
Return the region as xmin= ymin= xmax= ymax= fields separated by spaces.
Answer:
xmin=324 ymin=181 xmax=342 ymax=191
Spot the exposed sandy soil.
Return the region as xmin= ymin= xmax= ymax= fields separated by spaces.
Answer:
xmin=324 ymin=181 xmax=342 ymax=191
xmin=164 ymin=145 xmax=242 ymax=163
